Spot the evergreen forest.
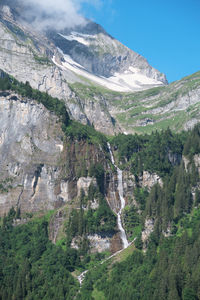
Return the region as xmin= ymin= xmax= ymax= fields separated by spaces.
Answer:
xmin=0 ymin=71 xmax=200 ymax=299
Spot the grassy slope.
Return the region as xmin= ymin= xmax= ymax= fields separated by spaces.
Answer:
xmin=70 ymin=71 xmax=200 ymax=134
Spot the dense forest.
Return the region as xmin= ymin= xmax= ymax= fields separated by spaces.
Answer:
xmin=77 ymin=124 xmax=200 ymax=299
xmin=1 ymin=70 xmax=200 ymax=299
xmin=0 ymin=209 xmax=79 ymax=299
xmin=78 ymin=209 xmax=200 ymax=300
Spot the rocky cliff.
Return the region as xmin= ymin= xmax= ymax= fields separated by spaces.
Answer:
xmin=47 ymin=21 xmax=167 ymax=86
xmin=0 ymin=90 xmax=64 ymax=215
xmin=0 ymin=86 xmax=189 ymax=255
xmin=0 ymin=89 xmax=133 ymax=252
xmin=0 ymin=2 xmax=169 ymax=135
xmin=0 ymin=3 xmax=199 ymax=136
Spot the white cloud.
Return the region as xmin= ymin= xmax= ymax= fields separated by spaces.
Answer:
xmin=18 ymin=0 xmax=102 ymax=31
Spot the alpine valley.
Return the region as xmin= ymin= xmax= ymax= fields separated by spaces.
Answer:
xmin=0 ymin=2 xmax=200 ymax=300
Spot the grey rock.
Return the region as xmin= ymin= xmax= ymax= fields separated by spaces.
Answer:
xmin=0 ymin=92 xmax=64 ymax=215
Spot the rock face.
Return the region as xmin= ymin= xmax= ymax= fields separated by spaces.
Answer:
xmin=0 ymin=12 xmax=118 ymax=134
xmin=0 ymin=91 xmax=64 ymax=215
xmin=49 ymin=208 xmax=67 ymax=244
xmin=0 ymin=16 xmax=68 ymax=95
xmin=77 ymin=177 xmax=97 ymax=197
xmin=140 ymin=171 xmax=163 ymax=190
xmin=194 ymin=155 xmax=200 ymax=174
xmin=0 ymin=3 xmax=199 ymax=135
xmin=47 ymin=21 xmax=167 ymax=86
xmin=0 ymin=91 xmax=119 ymax=216
xmin=0 ymin=2 xmax=169 ymax=135
xmin=84 ymin=234 xmax=111 ymax=253
xmin=0 ymin=91 xmax=175 ymax=253
xmin=142 ymin=218 xmax=154 ymax=248
xmin=0 ymin=91 xmax=128 ymax=252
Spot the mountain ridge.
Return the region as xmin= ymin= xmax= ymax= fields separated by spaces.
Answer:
xmin=0 ymin=3 xmax=200 ymax=296
xmin=0 ymin=3 xmax=200 ymax=136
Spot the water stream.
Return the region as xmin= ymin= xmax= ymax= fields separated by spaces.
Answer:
xmin=107 ymin=142 xmax=129 ymax=249
xmin=77 ymin=143 xmax=129 ymax=286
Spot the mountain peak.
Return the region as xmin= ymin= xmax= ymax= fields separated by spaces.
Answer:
xmin=47 ymin=20 xmax=168 ymax=92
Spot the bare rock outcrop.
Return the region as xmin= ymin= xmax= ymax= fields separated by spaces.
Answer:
xmin=0 ymin=92 xmax=65 ymax=215
xmin=140 ymin=171 xmax=163 ymax=190
xmin=142 ymin=218 xmax=154 ymax=249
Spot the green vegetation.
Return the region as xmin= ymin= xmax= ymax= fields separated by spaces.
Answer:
xmin=1 ymin=70 xmax=200 ymax=299
xmin=183 ymin=123 xmax=200 ymax=157
xmin=0 ymin=71 xmax=108 ymax=147
xmin=0 ymin=73 xmax=70 ymax=127
xmin=33 ymin=54 xmax=52 ymax=65
xmin=0 ymin=208 xmax=79 ymax=300
xmin=69 ymin=82 xmax=120 ymax=99
xmin=77 ymin=124 xmax=200 ymax=300
xmin=110 ymin=125 xmax=199 ymax=235
xmin=111 ymin=127 xmax=185 ymax=177
xmin=107 ymin=72 xmax=200 ymax=134
xmin=0 ymin=178 xmax=13 ymax=193
xmin=63 ymin=121 xmax=107 ymax=148
xmin=66 ymin=181 xmax=116 ymax=256
xmin=123 ymin=206 xmax=142 ymax=241
xmin=80 ymin=212 xmax=200 ymax=299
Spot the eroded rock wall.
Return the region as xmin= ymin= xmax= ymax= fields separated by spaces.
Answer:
xmin=0 ymin=91 xmax=64 ymax=215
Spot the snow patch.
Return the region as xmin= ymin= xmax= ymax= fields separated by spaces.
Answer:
xmin=52 ymin=51 xmax=165 ymax=93
xmin=59 ymin=32 xmax=92 ymax=46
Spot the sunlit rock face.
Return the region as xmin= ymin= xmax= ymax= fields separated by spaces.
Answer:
xmin=0 ymin=1 xmax=168 ymax=135
xmin=0 ymin=91 xmax=64 ymax=216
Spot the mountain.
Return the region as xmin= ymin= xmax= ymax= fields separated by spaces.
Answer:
xmin=1 ymin=74 xmax=200 ymax=298
xmin=1 ymin=1 xmax=168 ymax=92
xmin=0 ymin=2 xmax=168 ymax=134
xmin=1 ymin=3 xmax=200 ymax=136
xmin=47 ymin=21 xmax=167 ymax=92
xmin=1 ymin=1 xmax=200 ymax=299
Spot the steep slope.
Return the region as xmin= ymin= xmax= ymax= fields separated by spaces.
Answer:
xmin=78 ymin=127 xmax=200 ymax=299
xmin=0 ymin=72 xmax=136 ymax=254
xmin=47 ymin=21 xmax=167 ymax=92
xmin=0 ymin=2 xmax=168 ymax=135
xmin=110 ymin=71 xmax=200 ymax=133
xmin=69 ymin=71 xmax=200 ymax=134
xmin=2 ymin=0 xmax=167 ymax=91
xmin=1 ymin=70 xmax=200 ymax=298
xmin=0 ymin=89 xmax=65 ymax=215
xmin=1 ymin=4 xmax=200 ymax=135
xmin=0 ymin=6 xmax=118 ymax=134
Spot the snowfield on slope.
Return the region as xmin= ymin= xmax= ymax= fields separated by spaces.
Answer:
xmin=51 ymin=31 xmax=166 ymax=92
xmin=53 ymin=52 xmax=164 ymax=93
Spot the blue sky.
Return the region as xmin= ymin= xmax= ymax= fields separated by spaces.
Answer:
xmin=81 ymin=0 xmax=200 ymax=83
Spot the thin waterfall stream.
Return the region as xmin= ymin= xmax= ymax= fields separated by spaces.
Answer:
xmin=77 ymin=143 xmax=130 ymax=286
xmin=107 ymin=142 xmax=129 ymax=249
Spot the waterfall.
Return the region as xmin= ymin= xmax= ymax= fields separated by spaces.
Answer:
xmin=77 ymin=143 xmax=130 ymax=287
xmin=107 ymin=143 xmax=129 ymax=249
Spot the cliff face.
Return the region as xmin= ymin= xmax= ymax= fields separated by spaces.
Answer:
xmin=47 ymin=21 xmax=167 ymax=85
xmin=0 ymin=89 xmax=179 ymax=254
xmin=0 ymin=17 xmax=72 ymax=97
xmin=1 ymin=4 xmax=200 ymax=136
xmin=0 ymin=15 xmax=118 ymax=134
xmin=0 ymin=91 xmax=107 ymax=215
xmin=0 ymin=90 xmax=140 ymax=252
xmin=0 ymin=3 xmax=169 ymax=136
xmin=0 ymin=91 xmax=64 ymax=215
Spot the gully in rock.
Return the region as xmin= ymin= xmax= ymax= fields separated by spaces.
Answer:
xmin=107 ymin=143 xmax=129 ymax=249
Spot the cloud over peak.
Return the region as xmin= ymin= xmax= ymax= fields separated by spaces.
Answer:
xmin=17 ymin=0 xmax=102 ymax=31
